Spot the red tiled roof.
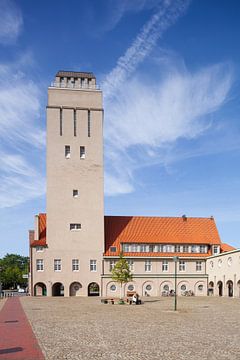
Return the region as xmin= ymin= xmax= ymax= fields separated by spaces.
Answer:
xmin=104 ymin=216 xmax=222 ymax=256
xmin=31 ymin=213 xmax=47 ymax=247
xmin=221 ymin=243 xmax=236 ymax=252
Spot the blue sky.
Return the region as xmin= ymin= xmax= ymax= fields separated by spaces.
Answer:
xmin=0 ymin=0 xmax=240 ymax=257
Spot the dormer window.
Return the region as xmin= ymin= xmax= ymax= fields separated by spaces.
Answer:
xmin=213 ymin=245 xmax=220 ymax=255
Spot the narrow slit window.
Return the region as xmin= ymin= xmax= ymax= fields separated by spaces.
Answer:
xmin=80 ymin=146 xmax=85 ymax=159
xmin=70 ymin=223 xmax=81 ymax=231
xmin=73 ymin=109 xmax=77 ymax=136
xmin=88 ymin=110 xmax=91 ymax=137
xmin=65 ymin=145 xmax=70 ymax=159
xmin=60 ymin=108 xmax=63 ymax=136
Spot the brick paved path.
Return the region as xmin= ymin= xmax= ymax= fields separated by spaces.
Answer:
xmin=0 ymin=297 xmax=44 ymax=360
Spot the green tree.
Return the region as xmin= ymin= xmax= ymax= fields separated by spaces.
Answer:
xmin=111 ymin=253 xmax=132 ymax=299
xmin=0 ymin=254 xmax=29 ymax=290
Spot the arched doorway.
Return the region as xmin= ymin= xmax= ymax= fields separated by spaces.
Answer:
xmin=208 ymin=281 xmax=214 ymax=296
xmin=88 ymin=282 xmax=100 ymax=296
xmin=52 ymin=282 xmax=64 ymax=296
xmin=226 ymin=280 xmax=233 ymax=297
xmin=217 ymin=281 xmax=223 ymax=296
xmin=69 ymin=282 xmax=82 ymax=296
xmin=34 ymin=282 xmax=47 ymax=296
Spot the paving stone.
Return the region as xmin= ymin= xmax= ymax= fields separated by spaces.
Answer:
xmin=21 ymin=296 xmax=240 ymax=360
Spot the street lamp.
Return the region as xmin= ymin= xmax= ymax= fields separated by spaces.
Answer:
xmin=173 ymin=256 xmax=179 ymax=311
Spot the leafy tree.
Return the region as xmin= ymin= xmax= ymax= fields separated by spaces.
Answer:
xmin=0 ymin=254 xmax=29 ymax=290
xmin=111 ymin=253 xmax=132 ymax=299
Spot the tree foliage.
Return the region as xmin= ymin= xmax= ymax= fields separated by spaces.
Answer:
xmin=111 ymin=253 xmax=132 ymax=298
xmin=0 ymin=254 xmax=29 ymax=289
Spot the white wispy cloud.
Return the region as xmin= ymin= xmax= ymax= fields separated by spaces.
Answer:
xmin=104 ymin=61 xmax=233 ymax=196
xmin=0 ymin=152 xmax=45 ymax=208
xmin=0 ymin=56 xmax=46 ymax=208
xmin=102 ymin=0 xmax=191 ymax=99
xmin=101 ymin=0 xmax=161 ymax=32
xmin=0 ymin=0 xmax=23 ymax=44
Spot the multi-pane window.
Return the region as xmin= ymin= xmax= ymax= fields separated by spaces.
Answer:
xmin=131 ymin=244 xmax=138 ymax=252
xmin=60 ymin=108 xmax=63 ymax=136
xmin=140 ymin=244 xmax=147 ymax=252
xmin=213 ymin=245 xmax=219 ymax=255
xmin=179 ymin=260 xmax=186 ymax=271
xmin=191 ymin=245 xmax=198 ymax=253
xmin=80 ymin=146 xmax=85 ymax=159
xmin=90 ymin=260 xmax=97 ymax=272
xmin=36 ymin=246 xmax=44 ymax=252
xmin=145 ymin=260 xmax=152 ymax=272
xmin=73 ymin=109 xmax=77 ymax=136
xmin=110 ymin=246 xmax=116 ymax=252
xmin=109 ymin=260 xmax=116 ymax=271
xmin=196 ymin=261 xmax=202 ymax=271
xmin=65 ymin=145 xmax=70 ymax=158
xmin=36 ymin=259 xmax=44 ymax=271
xmin=88 ymin=110 xmax=91 ymax=137
xmin=183 ymin=245 xmax=189 ymax=253
xmin=54 ymin=259 xmax=61 ymax=272
xmin=72 ymin=259 xmax=79 ymax=271
xmin=122 ymin=244 xmax=130 ymax=252
xmin=162 ymin=260 xmax=168 ymax=272
xmin=70 ymin=223 xmax=81 ymax=230
xmin=200 ymin=245 xmax=206 ymax=253
xmin=175 ymin=245 xmax=181 ymax=252
xmin=127 ymin=260 xmax=134 ymax=271
xmin=73 ymin=189 xmax=79 ymax=198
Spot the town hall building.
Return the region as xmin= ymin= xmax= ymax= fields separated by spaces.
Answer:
xmin=29 ymin=71 xmax=238 ymax=298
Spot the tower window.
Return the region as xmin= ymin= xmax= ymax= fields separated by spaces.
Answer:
xmin=36 ymin=259 xmax=44 ymax=271
xmin=88 ymin=110 xmax=91 ymax=137
xmin=60 ymin=108 xmax=63 ymax=136
xmin=65 ymin=145 xmax=70 ymax=159
xmin=70 ymin=223 xmax=81 ymax=231
xmin=73 ymin=109 xmax=77 ymax=137
xmin=73 ymin=189 xmax=78 ymax=198
xmin=90 ymin=260 xmax=97 ymax=272
xmin=80 ymin=146 xmax=85 ymax=159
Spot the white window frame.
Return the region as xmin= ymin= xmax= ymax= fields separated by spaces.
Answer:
xmin=109 ymin=260 xmax=116 ymax=271
xmin=72 ymin=259 xmax=79 ymax=272
xmin=131 ymin=244 xmax=138 ymax=252
xmin=179 ymin=260 xmax=186 ymax=272
xmin=145 ymin=260 xmax=152 ymax=272
xmin=54 ymin=259 xmax=61 ymax=272
xmin=162 ymin=260 xmax=168 ymax=272
xmin=36 ymin=246 xmax=44 ymax=252
xmin=183 ymin=245 xmax=189 ymax=253
xmin=36 ymin=259 xmax=44 ymax=271
xmin=127 ymin=260 xmax=134 ymax=271
xmin=123 ymin=244 xmax=130 ymax=252
xmin=196 ymin=261 xmax=202 ymax=271
xmin=200 ymin=245 xmax=206 ymax=253
xmin=90 ymin=260 xmax=97 ymax=272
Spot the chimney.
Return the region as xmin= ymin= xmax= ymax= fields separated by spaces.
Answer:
xmin=29 ymin=230 xmax=34 ymax=245
xmin=182 ymin=214 xmax=187 ymax=221
xmin=34 ymin=215 xmax=39 ymax=240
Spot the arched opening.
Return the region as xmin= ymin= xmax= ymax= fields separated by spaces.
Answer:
xmin=226 ymin=280 xmax=233 ymax=297
xmin=237 ymin=280 xmax=240 ymax=298
xmin=217 ymin=281 xmax=223 ymax=297
xmin=52 ymin=282 xmax=64 ymax=296
xmin=88 ymin=282 xmax=100 ymax=296
xmin=160 ymin=281 xmax=173 ymax=296
xmin=69 ymin=282 xmax=82 ymax=296
xmin=208 ymin=281 xmax=214 ymax=296
xmin=34 ymin=282 xmax=47 ymax=296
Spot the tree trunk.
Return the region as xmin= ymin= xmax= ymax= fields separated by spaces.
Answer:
xmin=120 ymin=282 xmax=123 ymax=299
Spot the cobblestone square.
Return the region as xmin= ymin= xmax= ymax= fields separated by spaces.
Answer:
xmin=20 ymin=296 xmax=240 ymax=360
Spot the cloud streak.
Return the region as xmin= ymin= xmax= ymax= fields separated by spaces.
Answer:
xmin=104 ymin=61 xmax=233 ymax=196
xmin=0 ymin=0 xmax=23 ymax=44
xmin=0 ymin=56 xmax=46 ymax=208
xmin=102 ymin=0 xmax=191 ymax=99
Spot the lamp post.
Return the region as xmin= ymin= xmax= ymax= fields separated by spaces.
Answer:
xmin=173 ymin=256 xmax=179 ymax=311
